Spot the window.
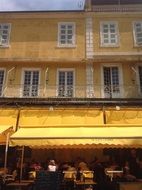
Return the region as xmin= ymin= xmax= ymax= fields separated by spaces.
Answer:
xmin=22 ymin=70 xmax=40 ymax=97
xmin=100 ymin=22 xmax=119 ymax=46
xmin=138 ymin=66 xmax=142 ymax=93
xmin=0 ymin=70 xmax=5 ymax=96
xmin=0 ymin=24 xmax=11 ymax=47
xmin=133 ymin=22 xmax=142 ymax=46
xmin=103 ymin=66 xmax=120 ymax=98
xmin=58 ymin=22 xmax=75 ymax=47
xmin=57 ymin=70 xmax=74 ymax=97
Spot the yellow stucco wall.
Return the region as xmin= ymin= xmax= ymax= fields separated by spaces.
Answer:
xmin=93 ymin=13 xmax=142 ymax=53
xmin=0 ymin=13 xmax=85 ymax=60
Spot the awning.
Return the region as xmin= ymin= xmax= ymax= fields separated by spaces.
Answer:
xmin=10 ymin=125 xmax=142 ymax=148
xmin=106 ymin=110 xmax=142 ymax=124
xmin=19 ymin=109 xmax=103 ymax=127
xmin=0 ymin=109 xmax=18 ymax=131
xmin=0 ymin=125 xmax=13 ymax=145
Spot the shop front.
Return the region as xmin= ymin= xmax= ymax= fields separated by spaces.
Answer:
xmin=7 ymin=108 xmax=142 ymax=190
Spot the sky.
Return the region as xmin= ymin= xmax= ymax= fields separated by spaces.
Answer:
xmin=0 ymin=0 xmax=85 ymax=11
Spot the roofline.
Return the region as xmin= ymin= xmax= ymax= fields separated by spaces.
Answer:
xmin=0 ymin=10 xmax=85 ymax=14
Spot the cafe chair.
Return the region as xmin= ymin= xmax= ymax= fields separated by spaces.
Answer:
xmin=29 ymin=171 xmax=36 ymax=180
xmin=3 ymin=170 xmax=17 ymax=183
xmin=63 ymin=171 xmax=76 ymax=190
xmin=63 ymin=171 xmax=76 ymax=180
xmin=82 ymin=171 xmax=94 ymax=182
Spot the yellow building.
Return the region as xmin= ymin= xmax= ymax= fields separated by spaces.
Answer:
xmin=0 ymin=0 xmax=142 ymax=162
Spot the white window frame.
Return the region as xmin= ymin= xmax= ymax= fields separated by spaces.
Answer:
xmin=21 ymin=68 xmax=41 ymax=98
xmin=0 ymin=23 xmax=11 ymax=47
xmin=100 ymin=21 xmax=119 ymax=47
xmin=58 ymin=22 xmax=76 ymax=47
xmin=101 ymin=64 xmax=123 ymax=98
xmin=56 ymin=68 xmax=75 ymax=97
xmin=133 ymin=21 xmax=142 ymax=46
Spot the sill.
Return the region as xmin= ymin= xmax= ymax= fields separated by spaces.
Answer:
xmin=0 ymin=45 xmax=10 ymax=48
xmin=100 ymin=44 xmax=120 ymax=48
xmin=56 ymin=45 xmax=77 ymax=49
xmin=133 ymin=44 xmax=142 ymax=48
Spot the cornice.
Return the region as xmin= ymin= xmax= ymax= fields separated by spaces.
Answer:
xmin=0 ymin=57 xmax=84 ymax=63
xmin=0 ymin=11 xmax=85 ymax=19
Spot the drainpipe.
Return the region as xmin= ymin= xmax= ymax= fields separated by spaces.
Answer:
xmin=15 ymin=109 xmax=21 ymax=132
xmin=3 ymin=67 xmax=15 ymax=96
xmin=6 ymin=67 xmax=15 ymax=85
xmin=103 ymin=106 xmax=106 ymax=124
xmin=44 ymin=67 xmax=48 ymax=96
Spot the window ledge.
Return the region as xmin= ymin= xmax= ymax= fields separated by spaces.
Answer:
xmin=57 ymin=45 xmax=76 ymax=49
xmin=0 ymin=45 xmax=10 ymax=48
xmin=100 ymin=44 xmax=120 ymax=48
xmin=133 ymin=44 xmax=142 ymax=48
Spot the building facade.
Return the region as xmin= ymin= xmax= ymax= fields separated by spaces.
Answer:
xmin=0 ymin=1 xmax=142 ymax=99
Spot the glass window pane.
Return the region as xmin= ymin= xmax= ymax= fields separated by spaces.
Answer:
xmin=59 ymin=23 xmax=74 ymax=45
xmin=0 ymin=24 xmax=10 ymax=46
xmin=61 ymin=25 xmax=66 ymax=29
xmin=61 ymin=35 xmax=66 ymax=40
xmin=67 ymin=25 xmax=73 ymax=29
xmin=139 ymin=66 xmax=142 ymax=92
xmin=60 ymin=30 xmax=66 ymax=34
xmin=110 ymin=28 xmax=116 ymax=33
xmin=23 ymin=70 xmax=39 ymax=97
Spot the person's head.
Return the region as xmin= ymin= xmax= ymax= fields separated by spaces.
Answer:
xmin=124 ymin=161 xmax=129 ymax=167
xmin=49 ymin=160 xmax=56 ymax=166
xmin=130 ymin=149 xmax=136 ymax=156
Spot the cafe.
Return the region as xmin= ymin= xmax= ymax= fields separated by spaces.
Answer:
xmin=0 ymin=107 xmax=142 ymax=189
xmin=2 ymin=108 xmax=140 ymax=190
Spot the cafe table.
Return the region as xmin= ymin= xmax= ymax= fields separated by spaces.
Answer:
xmin=106 ymin=170 xmax=123 ymax=181
xmin=75 ymin=180 xmax=97 ymax=190
xmin=5 ymin=180 xmax=34 ymax=190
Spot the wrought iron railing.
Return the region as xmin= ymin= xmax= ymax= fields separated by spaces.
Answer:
xmin=0 ymin=84 xmax=142 ymax=99
xmin=92 ymin=5 xmax=142 ymax=12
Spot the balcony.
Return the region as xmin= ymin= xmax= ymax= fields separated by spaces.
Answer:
xmin=0 ymin=84 xmax=142 ymax=99
xmin=92 ymin=4 xmax=142 ymax=12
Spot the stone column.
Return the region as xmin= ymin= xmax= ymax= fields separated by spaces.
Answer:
xmin=86 ymin=17 xmax=94 ymax=97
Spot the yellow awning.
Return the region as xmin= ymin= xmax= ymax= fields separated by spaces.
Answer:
xmin=19 ymin=109 xmax=103 ymax=127
xmin=0 ymin=125 xmax=13 ymax=134
xmin=10 ymin=126 xmax=142 ymax=148
xmin=0 ymin=109 xmax=18 ymax=131
xmin=106 ymin=110 xmax=142 ymax=124
xmin=0 ymin=125 xmax=13 ymax=145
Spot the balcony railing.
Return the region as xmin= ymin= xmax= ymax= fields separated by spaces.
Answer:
xmin=1 ymin=84 xmax=142 ymax=99
xmin=92 ymin=5 xmax=142 ymax=12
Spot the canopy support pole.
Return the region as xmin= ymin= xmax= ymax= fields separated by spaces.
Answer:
xmin=20 ymin=146 xmax=24 ymax=182
xmin=103 ymin=106 xmax=106 ymax=124
xmin=4 ymin=132 xmax=10 ymax=177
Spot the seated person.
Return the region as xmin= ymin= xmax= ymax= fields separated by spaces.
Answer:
xmin=64 ymin=162 xmax=76 ymax=180
xmin=123 ymin=161 xmax=136 ymax=181
xmin=48 ymin=160 xmax=58 ymax=172
xmin=78 ymin=162 xmax=93 ymax=181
